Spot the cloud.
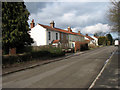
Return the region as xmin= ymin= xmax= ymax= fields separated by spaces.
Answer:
xmin=25 ymin=2 xmax=51 ymax=13
xmin=81 ymin=23 xmax=110 ymax=34
xmin=25 ymin=2 xmax=111 ymax=34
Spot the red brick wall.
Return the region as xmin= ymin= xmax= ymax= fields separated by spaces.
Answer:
xmin=9 ymin=48 xmax=16 ymax=55
xmin=75 ymin=41 xmax=81 ymax=52
xmin=74 ymin=41 xmax=88 ymax=52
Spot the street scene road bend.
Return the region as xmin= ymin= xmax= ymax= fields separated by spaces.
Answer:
xmin=1 ymin=0 xmax=120 ymax=89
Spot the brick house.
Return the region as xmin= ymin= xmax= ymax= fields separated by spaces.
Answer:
xmin=29 ymin=19 xmax=87 ymax=51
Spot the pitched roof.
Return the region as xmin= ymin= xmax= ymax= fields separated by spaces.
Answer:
xmin=38 ymin=24 xmax=84 ymax=37
xmin=85 ymin=35 xmax=94 ymax=40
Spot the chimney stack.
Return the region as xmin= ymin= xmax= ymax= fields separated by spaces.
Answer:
xmin=30 ymin=19 xmax=35 ymax=29
xmin=68 ymin=26 xmax=71 ymax=32
xmin=86 ymin=34 xmax=88 ymax=36
xmin=78 ymin=30 xmax=81 ymax=34
xmin=94 ymin=34 xmax=96 ymax=37
xmin=50 ymin=21 xmax=55 ymax=28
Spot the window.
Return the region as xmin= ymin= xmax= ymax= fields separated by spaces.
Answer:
xmin=56 ymin=33 xmax=58 ymax=40
xmin=48 ymin=32 xmax=51 ymax=40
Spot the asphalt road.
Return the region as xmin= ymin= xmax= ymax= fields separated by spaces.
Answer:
xmin=2 ymin=46 xmax=118 ymax=88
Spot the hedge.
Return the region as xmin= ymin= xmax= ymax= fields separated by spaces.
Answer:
xmin=2 ymin=46 xmax=65 ymax=65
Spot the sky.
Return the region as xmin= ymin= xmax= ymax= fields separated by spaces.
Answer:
xmin=24 ymin=1 xmax=118 ymax=39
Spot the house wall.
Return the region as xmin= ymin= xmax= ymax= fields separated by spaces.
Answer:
xmin=60 ymin=32 xmax=69 ymax=49
xmin=90 ymin=41 xmax=94 ymax=45
xmin=91 ymin=36 xmax=98 ymax=46
xmin=69 ymin=34 xmax=84 ymax=42
xmin=46 ymin=29 xmax=60 ymax=45
xmin=85 ymin=37 xmax=94 ymax=45
xmin=68 ymin=34 xmax=84 ymax=48
xmin=85 ymin=37 xmax=89 ymax=40
xmin=29 ymin=24 xmax=47 ymax=46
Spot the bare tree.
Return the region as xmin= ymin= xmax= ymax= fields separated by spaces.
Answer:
xmin=108 ymin=0 xmax=120 ymax=33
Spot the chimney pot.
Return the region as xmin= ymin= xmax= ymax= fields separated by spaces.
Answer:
xmin=78 ymin=30 xmax=81 ymax=34
xmin=68 ymin=26 xmax=71 ymax=32
xmin=30 ymin=19 xmax=35 ymax=29
xmin=50 ymin=21 xmax=55 ymax=28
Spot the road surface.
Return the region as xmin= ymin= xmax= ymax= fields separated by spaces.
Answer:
xmin=93 ymin=46 xmax=119 ymax=88
xmin=2 ymin=46 xmax=117 ymax=88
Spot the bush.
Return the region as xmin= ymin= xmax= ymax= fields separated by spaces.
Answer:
xmin=3 ymin=55 xmax=18 ymax=65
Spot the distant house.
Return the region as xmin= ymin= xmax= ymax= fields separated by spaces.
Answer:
xmin=29 ymin=19 xmax=87 ymax=52
xmin=91 ymin=35 xmax=99 ymax=46
xmin=85 ymin=34 xmax=95 ymax=46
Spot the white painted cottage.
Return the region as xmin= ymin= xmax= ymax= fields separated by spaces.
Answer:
xmin=29 ymin=20 xmax=60 ymax=46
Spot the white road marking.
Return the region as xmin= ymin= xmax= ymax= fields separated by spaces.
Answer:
xmin=88 ymin=51 xmax=116 ymax=90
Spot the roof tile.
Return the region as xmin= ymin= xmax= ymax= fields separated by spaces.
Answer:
xmin=38 ymin=24 xmax=84 ymax=37
xmin=85 ymin=35 xmax=94 ymax=40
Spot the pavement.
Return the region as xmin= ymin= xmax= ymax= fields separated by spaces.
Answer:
xmin=92 ymin=46 xmax=120 ymax=89
xmin=2 ymin=46 xmax=117 ymax=88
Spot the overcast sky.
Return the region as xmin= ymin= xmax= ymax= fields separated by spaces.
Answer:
xmin=24 ymin=1 xmax=118 ymax=38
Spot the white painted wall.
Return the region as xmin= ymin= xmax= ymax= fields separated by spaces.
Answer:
xmin=29 ymin=24 xmax=47 ymax=46
xmin=91 ymin=36 xmax=98 ymax=46
xmin=84 ymin=37 xmax=89 ymax=40
xmin=89 ymin=40 xmax=94 ymax=44
xmin=46 ymin=30 xmax=60 ymax=45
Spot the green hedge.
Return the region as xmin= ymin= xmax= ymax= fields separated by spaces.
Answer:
xmin=2 ymin=46 xmax=65 ymax=65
